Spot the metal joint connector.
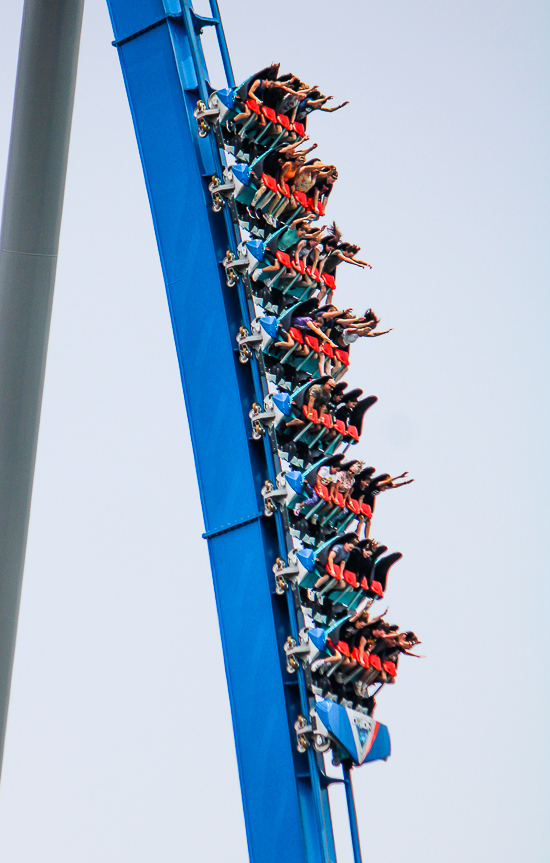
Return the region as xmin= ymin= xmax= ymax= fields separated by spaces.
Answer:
xmin=294 ymin=715 xmax=313 ymax=753
xmin=194 ymin=99 xmax=219 ymax=136
xmin=222 ymin=244 xmax=249 ymax=286
xmin=236 ymin=325 xmax=262 ymax=363
xmin=261 ymin=473 xmax=287 ymax=516
xmin=272 ymin=556 xmax=300 ymax=593
xmin=249 ymin=396 xmax=276 ymax=439
xmin=209 ymin=168 xmax=235 ymax=211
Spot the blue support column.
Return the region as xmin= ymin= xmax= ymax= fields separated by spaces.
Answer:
xmin=104 ymin=2 xmax=337 ymax=862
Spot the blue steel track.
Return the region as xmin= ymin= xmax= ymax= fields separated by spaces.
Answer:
xmin=105 ymin=1 xmax=339 ymax=862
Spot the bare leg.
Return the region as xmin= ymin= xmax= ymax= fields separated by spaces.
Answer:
xmin=274 ymin=332 xmax=294 ymax=350
xmin=271 ymin=196 xmax=290 ymax=219
xmin=259 ymin=260 xmax=282 ymax=275
xmin=250 ymin=184 xmax=269 ymax=208
xmin=232 ymin=106 xmax=251 ymax=125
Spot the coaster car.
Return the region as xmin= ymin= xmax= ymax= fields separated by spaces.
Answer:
xmin=275 ymin=384 xmax=376 ymax=467
xmin=307 ymin=700 xmax=391 ymax=766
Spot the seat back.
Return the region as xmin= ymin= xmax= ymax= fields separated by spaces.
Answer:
xmin=343 ymin=570 xmax=358 ymax=588
xmin=289 ymin=327 xmax=304 ymax=343
xmin=261 ymin=173 xmax=278 ymax=192
xmin=372 ymin=551 xmax=403 ymax=592
xmin=276 ymin=250 xmax=292 ymax=268
xmin=246 ymin=98 xmax=261 ymax=114
xmin=335 ymin=641 xmax=351 ymax=658
xmin=302 ymin=405 xmax=318 ymax=422
xmin=294 ymin=191 xmax=309 ymax=208
xmin=334 ymin=349 xmax=350 ymax=366
xmin=304 ymin=334 xmax=319 ymax=351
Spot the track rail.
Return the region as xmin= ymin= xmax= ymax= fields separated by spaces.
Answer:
xmin=106 ymin=1 xmax=338 ymax=861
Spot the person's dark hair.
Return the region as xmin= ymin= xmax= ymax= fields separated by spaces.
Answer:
xmin=256 ymin=64 xmax=280 ymax=81
xmin=327 ymin=221 xmax=342 ymax=241
xmin=304 ymin=157 xmax=323 ymax=166
xmin=277 ymin=72 xmax=297 ymax=83
xmin=363 ymin=309 xmax=379 ymax=325
xmin=404 ymin=631 xmax=417 ymax=641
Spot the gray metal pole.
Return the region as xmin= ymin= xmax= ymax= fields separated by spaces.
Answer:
xmin=343 ymin=766 xmax=363 ymax=863
xmin=0 ymin=0 xmax=84 ymax=778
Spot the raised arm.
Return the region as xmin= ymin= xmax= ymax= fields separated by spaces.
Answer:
xmin=321 ymin=308 xmax=347 ymax=320
xmin=341 ymin=256 xmax=366 ymax=269
xmin=304 ymin=97 xmax=330 ymax=110
xmin=363 ymin=328 xmax=393 ymax=337
xmin=278 ymin=139 xmax=310 ymax=156
xmin=319 ymin=101 xmax=349 ymax=112
xmin=345 ymin=255 xmax=372 ymax=267
xmin=336 ymin=316 xmax=361 ymax=325
xmin=306 ymin=321 xmax=337 ymax=345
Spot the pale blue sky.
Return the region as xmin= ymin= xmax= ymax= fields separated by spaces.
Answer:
xmin=0 ymin=2 xmax=549 ymax=861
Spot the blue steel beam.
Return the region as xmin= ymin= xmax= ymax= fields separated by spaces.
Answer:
xmin=105 ymin=2 xmax=337 ymax=861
